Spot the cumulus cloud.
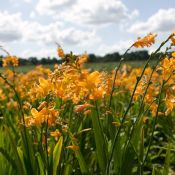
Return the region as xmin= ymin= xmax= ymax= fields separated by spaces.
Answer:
xmin=0 ymin=11 xmax=99 ymax=48
xmin=36 ymin=0 xmax=139 ymax=26
xmin=20 ymin=47 xmax=57 ymax=58
xmin=0 ymin=11 xmax=24 ymax=42
xmin=23 ymin=0 xmax=32 ymax=3
xmin=57 ymin=28 xmax=101 ymax=46
xmin=129 ymin=8 xmax=175 ymax=34
xmin=23 ymin=22 xmax=100 ymax=46
xmin=9 ymin=0 xmax=32 ymax=4
xmin=0 ymin=0 xmax=141 ymax=57
xmin=36 ymin=0 xmax=76 ymax=15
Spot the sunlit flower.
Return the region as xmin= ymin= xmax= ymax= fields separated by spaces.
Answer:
xmin=133 ymin=33 xmax=157 ymax=48
xmin=66 ymin=145 xmax=79 ymax=151
xmin=3 ymin=55 xmax=19 ymax=67
xmin=77 ymin=53 xmax=88 ymax=66
xmin=50 ymin=130 xmax=61 ymax=141
xmin=57 ymin=47 xmax=65 ymax=58
xmin=25 ymin=107 xmax=59 ymax=126
xmin=74 ymin=103 xmax=93 ymax=113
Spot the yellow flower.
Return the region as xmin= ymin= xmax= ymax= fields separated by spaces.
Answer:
xmin=57 ymin=47 xmax=65 ymax=58
xmin=165 ymin=93 xmax=175 ymax=116
xmin=66 ymin=145 xmax=79 ymax=151
xmin=50 ymin=130 xmax=61 ymax=141
xmin=172 ymin=52 xmax=175 ymax=57
xmin=25 ymin=107 xmax=59 ymax=126
xmin=133 ymin=33 xmax=157 ymax=48
xmin=3 ymin=55 xmax=19 ymax=67
xmin=38 ymin=101 xmax=48 ymax=111
xmin=77 ymin=54 xmax=88 ymax=66
xmin=7 ymin=99 xmax=18 ymax=110
xmin=171 ymin=35 xmax=175 ymax=45
xmin=74 ymin=103 xmax=93 ymax=113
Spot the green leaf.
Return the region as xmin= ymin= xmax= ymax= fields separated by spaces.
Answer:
xmin=17 ymin=147 xmax=27 ymax=175
xmin=36 ymin=153 xmax=45 ymax=175
xmin=62 ymin=163 xmax=72 ymax=175
xmin=53 ymin=136 xmax=63 ymax=175
xmin=5 ymin=126 xmax=27 ymax=175
xmin=0 ymin=147 xmax=16 ymax=169
xmin=163 ymin=143 xmax=171 ymax=175
xmin=20 ymin=128 xmax=37 ymax=173
xmin=74 ymin=149 xmax=88 ymax=174
xmin=152 ymin=166 xmax=155 ymax=175
xmin=91 ymin=104 xmax=107 ymax=174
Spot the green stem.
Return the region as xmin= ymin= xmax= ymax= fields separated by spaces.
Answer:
xmin=105 ymin=34 xmax=173 ymax=175
xmin=45 ymin=119 xmax=49 ymax=172
xmin=142 ymin=72 xmax=173 ymax=167
xmin=108 ymin=45 xmax=133 ymax=108
xmin=0 ymin=73 xmax=33 ymax=173
xmin=142 ymin=81 xmax=164 ymax=167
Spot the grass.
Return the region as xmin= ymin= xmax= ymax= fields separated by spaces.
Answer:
xmin=0 ymin=60 xmax=156 ymax=73
xmin=85 ymin=60 xmax=156 ymax=71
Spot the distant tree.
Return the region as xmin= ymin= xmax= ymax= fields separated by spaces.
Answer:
xmin=88 ymin=54 xmax=97 ymax=62
xmin=0 ymin=50 xmax=156 ymax=67
xmin=124 ymin=50 xmax=149 ymax=61
xmin=29 ymin=57 xmax=38 ymax=65
xmin=103 ymin=52 xmax=121 ymax=62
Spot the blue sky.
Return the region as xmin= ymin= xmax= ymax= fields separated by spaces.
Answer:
xmin=0 ymin=0 xmax=175 ymax=58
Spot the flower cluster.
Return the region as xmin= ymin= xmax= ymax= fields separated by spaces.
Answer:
xmin=133 ymin=33 xmax=157 ymax=48
xmin=3 ymin=55 xmax=19 ymax=67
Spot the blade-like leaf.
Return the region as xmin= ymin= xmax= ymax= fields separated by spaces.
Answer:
xmin=53 ymin=136 xmax=63 ymax=175
xmin=36 ymin=152 xmax=45 ymax=175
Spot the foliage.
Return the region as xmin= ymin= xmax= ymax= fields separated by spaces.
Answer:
xmin=0 ymin=33 xmax=175 ymax=175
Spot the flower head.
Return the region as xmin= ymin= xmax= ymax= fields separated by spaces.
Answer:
xmin=133 ymin=33 xmax=157 ymax=48
xmin=57 ymin=47 xmax=65 ymax=58
xmin=3 ymin=55 xmax=19 ymax=67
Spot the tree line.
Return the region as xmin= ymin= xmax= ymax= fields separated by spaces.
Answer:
xmin=0 ymin=50 xmax=159 ymax=66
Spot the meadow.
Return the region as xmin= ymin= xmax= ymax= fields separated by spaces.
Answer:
xmin=1 ymin=33 xmax=175 ymax=175
xmin=0 ymin=60 xmax=155 ymax=73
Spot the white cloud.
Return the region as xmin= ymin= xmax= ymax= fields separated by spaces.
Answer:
xmin=0 ymin=10 xmax=101 ymax=58
xmin=57 ymin=28 xmax=101 ymax=46
xmin=97 ymin=40 xmax=133 ymax=55
xmin=0 ymin=11 xmax=24 ymax=42
xmin=9 ymin=0 xmax=32 ymax=4
xmin=23 ymin=22 xmax=100 ymax=47
xmin=129 ymin=8 xmax=175 ymax=34
xmin=36 ymin=0 xmax=76 ymax=15
xmin=0 ymin=11 xmax=99 ymax=47
xmin=23 ymin=0 xmax=32 ymax=3
xmin=29 ymin=11 xmax=36 ymax=18
xmin=20 ymin=48 xmax=57 ymax=58
xmin=36 ymin=0 xmax=139 ymax=26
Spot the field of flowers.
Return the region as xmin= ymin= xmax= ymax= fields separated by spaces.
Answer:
xmin=1 ymin=33 xmax=175 ymax=175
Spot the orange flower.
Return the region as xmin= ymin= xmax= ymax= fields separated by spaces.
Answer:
xmin=133 ymin=33 xmax=157 ymax=48
xmin=112 ymin=122 xmax=121 ymax=126
xmin=171 ymin=35 xmax=175 ymax=45
xmin=74 ymin=103 xmax=93 ymax=113
xmin=3 ymin=55 xmax=19 ymax=67
xmin=38 ymin=101 xmax=48 ymax=111
xmin=66 ymin=145 xmax=79 ymax=151
xmin=77 ymin=54 xmax=88 ymax=66
xmin=172 ymin=52 xmax=175 ymax=57
xmin=57 ymin=47 xmax=65 ymax=58
xmin=84 ymin=109 xmax=91 ymax=115
xmin=25 ymin=107 xmax=59 ymax=126
xmin=50 ymin=130 xmax=61 ymax=141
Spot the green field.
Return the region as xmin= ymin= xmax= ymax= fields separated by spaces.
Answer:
xmin=0 ymin=60 xmax=156 ymax=73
